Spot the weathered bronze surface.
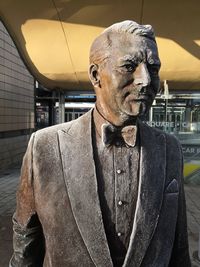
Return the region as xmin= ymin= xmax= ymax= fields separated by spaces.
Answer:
xmin=89 ymin=21 xmax=160 ymax=126
xmin=10 ymin=21 xmax=191 ymax=267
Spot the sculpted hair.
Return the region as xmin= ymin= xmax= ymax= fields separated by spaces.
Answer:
xmin=89 ymin=20 xmax=156 ymax=65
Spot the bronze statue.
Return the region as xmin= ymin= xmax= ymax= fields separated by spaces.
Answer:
xmin=10 ymin=20 xmax=191 ymax=267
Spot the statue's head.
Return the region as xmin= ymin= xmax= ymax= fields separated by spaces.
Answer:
xmin=89 ymin=20 xmax=161 ymax=126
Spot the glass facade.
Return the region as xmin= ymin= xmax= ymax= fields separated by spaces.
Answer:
xmin=35 ymin=103 xmax=49 ymax=129
xmin=148 ymin=93 xmax=200 ymax=185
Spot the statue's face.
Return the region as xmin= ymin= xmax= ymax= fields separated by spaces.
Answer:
xmin=94 ymin=33 xmax=160 ymax=122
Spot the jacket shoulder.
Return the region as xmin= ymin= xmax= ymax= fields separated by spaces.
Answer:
xmin=141 ymin=121 xmax=182 ymax=154
xmin=35 ymin=120 xmax=73 ymax=140
xmin=33 ymin=109 xmax=92 ymax=149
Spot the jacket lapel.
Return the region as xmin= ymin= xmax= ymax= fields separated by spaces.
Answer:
xmin=57 ymin=110 xmax=113 ymax=267
xmin=123 ymin=121 xmax=166 ymax=267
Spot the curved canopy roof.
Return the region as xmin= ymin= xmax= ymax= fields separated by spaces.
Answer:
xmin=0 ymin=0 xmax=200 ymax=91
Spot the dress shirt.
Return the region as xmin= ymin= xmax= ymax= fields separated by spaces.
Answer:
xmin=92 ymin=107 xmax=140 ymax=267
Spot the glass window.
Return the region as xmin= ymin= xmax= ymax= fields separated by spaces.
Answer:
xmin=147 ymin=93 xmax=200 ymax=185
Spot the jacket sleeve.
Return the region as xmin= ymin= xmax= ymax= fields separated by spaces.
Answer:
xmin=169 ymin=153 xmax=191 ymax=267
xmin=9 ymin=133 xmax=45 ymax=267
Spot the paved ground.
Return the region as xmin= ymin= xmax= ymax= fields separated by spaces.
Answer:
xmin=0 ymin=167 xmax=19 ymax=267
xmin=0 ymin=167 xmax=200 ymax=267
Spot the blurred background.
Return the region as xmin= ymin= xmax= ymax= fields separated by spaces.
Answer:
xmin=0 ymin=0 xmax=199 ymax=266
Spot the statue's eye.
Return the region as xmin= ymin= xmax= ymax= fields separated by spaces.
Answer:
xmin=124 ymin=64 xmax=136 ymax=72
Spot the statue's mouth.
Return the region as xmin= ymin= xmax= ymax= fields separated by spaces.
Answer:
xmin=124 ymin=92 xmax=150 ymax=102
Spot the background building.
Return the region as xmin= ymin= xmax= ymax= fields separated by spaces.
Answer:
xmin=0 ymin=21 xmax=34 ymax=170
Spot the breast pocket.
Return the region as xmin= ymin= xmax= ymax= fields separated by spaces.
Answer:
xmin=165 ymin=178 xmax=179 ymax=194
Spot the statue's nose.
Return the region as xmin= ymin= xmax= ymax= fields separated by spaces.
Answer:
xmin=133 ymin=62 xmax=151 ymax=87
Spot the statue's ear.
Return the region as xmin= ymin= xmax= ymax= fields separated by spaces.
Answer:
xmin=88 ymin=64 xmax=101 ymax=88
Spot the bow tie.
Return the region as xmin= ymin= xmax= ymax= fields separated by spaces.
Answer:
xmin=102 ymin=123 xmax=137 ymax=147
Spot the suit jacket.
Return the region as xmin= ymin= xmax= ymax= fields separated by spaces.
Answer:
xmin=10 ymin=109 xmax=191 ymax=267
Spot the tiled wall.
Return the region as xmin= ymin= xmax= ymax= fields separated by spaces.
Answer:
xmin=0 ymin=21 xmax=35 ymax=170
xmin=0 ymin=135 xmax=31 ymax=170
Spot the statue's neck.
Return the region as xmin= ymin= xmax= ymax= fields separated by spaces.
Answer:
xmin=95 ymin=102 xmax=137 ymax=127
